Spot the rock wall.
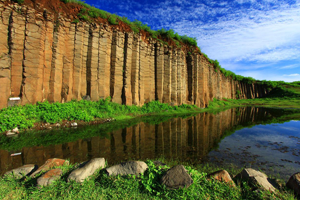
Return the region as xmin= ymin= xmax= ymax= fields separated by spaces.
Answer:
xmin=0 ymin=1 xmax=269 ymax=109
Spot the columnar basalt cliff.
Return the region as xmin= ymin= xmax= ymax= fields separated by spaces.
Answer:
xmin=0 ymin=1 xmax=269 ymax=109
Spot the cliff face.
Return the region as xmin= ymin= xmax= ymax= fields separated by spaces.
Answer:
xmin=0 ymin=1 xmax=269 ymax=109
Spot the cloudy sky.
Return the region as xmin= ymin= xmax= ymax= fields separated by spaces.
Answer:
xmin=84 ymin=0 xmax=300 ymax=82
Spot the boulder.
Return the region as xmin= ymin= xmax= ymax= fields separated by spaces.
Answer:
xmin=207 ymin=169 xmax=236 ymax=187
xmin=67 ymin=158 xmax=106 ymax=183
xmin=37 ymin=168 xmax=63 ymax=187
xmin=286 ymin=172 xmax=300 ymax=196
xmin=160 ymin=165 xmax=193 ymax=190
xmin=235 ymin=168 xmax=276 ymax=192
xmin=4 ymin=164 xmax=37 ymax=178
xmin=30 ymin=158 xmax=69 ymax=178
xmin=106 ymin=161 xmax=148 ymax=176
xmin=71 ymin=122 xmax=77 ymax=127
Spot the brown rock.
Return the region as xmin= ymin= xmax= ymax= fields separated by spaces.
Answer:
xmin=207 ymin=169 xmax=236 ymax=187
xmin=30 ymin=158 xmax=69 ymax=178
xmin=37 ymin=168 xmax=62 ymax=187
xmin=286 ymin=172 xmax=300 ymax=196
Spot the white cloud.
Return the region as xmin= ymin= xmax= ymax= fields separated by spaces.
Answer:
xmin=283 ymin=73 xmax=300 ymax=77
xmin=279 ymin=64 xmax=299 ymax=69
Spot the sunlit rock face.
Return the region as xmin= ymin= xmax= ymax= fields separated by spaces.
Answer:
xmin=0 ymin=1 xmax=269 ymax=109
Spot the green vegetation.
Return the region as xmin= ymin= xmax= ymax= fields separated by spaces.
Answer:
xmin=0 ymin=98 xmax=199 ymax=133
xmin=12 ymin=0 xmax=24 ymax=5
xmin=0 ymin=159 xmax=296 ymax=200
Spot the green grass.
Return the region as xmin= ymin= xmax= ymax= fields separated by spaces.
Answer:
xmin=0 ymin=159 xmax=297 ymax=200
xmin=0 ymin=98 xmax=201 ymax=133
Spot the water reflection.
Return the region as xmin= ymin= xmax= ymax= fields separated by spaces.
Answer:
xmin=0 ymin=107 xmax=299 ymax=179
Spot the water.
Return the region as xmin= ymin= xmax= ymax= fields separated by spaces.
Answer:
xmin=0 ymin=107 xmax=299 ymax=180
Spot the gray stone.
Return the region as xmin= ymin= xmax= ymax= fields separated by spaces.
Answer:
xmin=68 ymin=158 xmax=106 ymax=183
xmin=160 ymin=165 xmax=193 ymax=190
xmin=286 ymin=172 xmax=300 ymax=196
xmin=37 ymin=168 xmax=63 ymax=187
xmin=235 ymin=168 xmax=276 ymax=192
xmin=106 ymin=161 xmax=148 ymax=176
xmin=71 ymin=122 xmax=77 ymax=127
xmin=4 ymin=164 xmax=37 ymax=178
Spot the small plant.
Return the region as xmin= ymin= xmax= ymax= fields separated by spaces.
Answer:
xmin=12 ymin=0 xmax=24 ymax=5
xmin=108 ymin=14 xmax=119 ymax=25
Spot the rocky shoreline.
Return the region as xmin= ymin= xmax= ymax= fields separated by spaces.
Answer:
xmin=2 ymin=158 xmax=300 ymax=198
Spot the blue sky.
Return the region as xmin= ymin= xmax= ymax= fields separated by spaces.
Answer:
xmin=83 ymin=0 xmax=300 ymax=82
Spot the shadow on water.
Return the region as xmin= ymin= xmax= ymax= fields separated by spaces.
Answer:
xmin=0 ymin=107 xmax=299 ymax=180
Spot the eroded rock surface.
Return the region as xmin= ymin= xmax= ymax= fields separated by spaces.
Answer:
xmin=4 ymin=164 xmax=37 ymax=178
xmin=235 ymin=168 xmax=276 ymax=192
xmin=106 ymin=161 xmax=148 ymax=176
xmin=37 ymin=168 xmax=63 ymax=187
xmin=160 ymin=165 xmax=193 ymax=190
xmin=30 ymin=158 xmax=69 ymax=178
xmin=207 ymin=169 xmax=235 ymax=187
xmin=67 ymin=158 xmax=106 ymax=183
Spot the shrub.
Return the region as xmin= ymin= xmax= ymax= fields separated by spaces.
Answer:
xmin=13 ymin=0 xmax=24 ymax=5
xmin=108 ymin=14 xmax=119 ymax=25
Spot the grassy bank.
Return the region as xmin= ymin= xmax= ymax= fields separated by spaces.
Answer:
xmin=0 ymin=158 xmax=297 ymax=200
xmin=0 ymin=93 xmax=300 ymax=135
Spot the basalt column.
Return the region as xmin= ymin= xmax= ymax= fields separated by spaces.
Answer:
xmin=61 ymin=20 xmax=75 ymax=102
xmin=122 ymin=32 xmax=133 ymax=105
xmin=171 ymin=49 xmax=177 ymax=105
xmin=208 ymin=64 xmax=215 ymax=101
xmin=155 ymin=42 xmax=164 ymax=102
xmin=131 ymin=34 xmax=140 ymax=105
xmin=0 ymin=6 xmax=11 ymax=109
xmin=87 ymin=24 xmax=100 ymax=101
xmin=48 ymin=17 xmax=66 ymax=103
xmin=197 ymin=56 xmax=205 ymax=108
xmin=22 ymin=8 xmax=46 ymax=104
xmin=148 ymin=40 xmax=155 ymax=103
xmin=110 ymin=30 xmax=124 ymax=104
xmin=193 ymin=54 xmax=199 ymax=107
xmin=79 ymin=23 xmax=89 ymax=98
xmin=72 ymin=22 xmax=83 ymax=100
xmin=177 ymin=50 xmax=184 ymax=105
xmin=43 ymin=11 xmax=54 ymax=101
xmin=10 ymin=8 xmax=26 ymax=98
xmin=163 ymin=46 xmax=172 ymax=103
xmin=186 ymin=53 xmax=193 ymax=103
xmin=98 ymin=24 xmax=112 ymax=100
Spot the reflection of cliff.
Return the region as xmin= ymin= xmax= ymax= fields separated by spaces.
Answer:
xmin=0 ymin=107 xmax=298 ymax=175
xmin=0 ymin=1 xmax=269 ymax=109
